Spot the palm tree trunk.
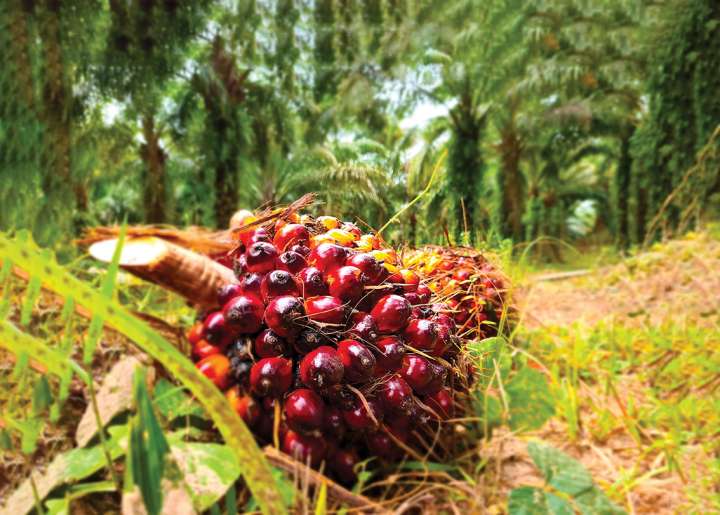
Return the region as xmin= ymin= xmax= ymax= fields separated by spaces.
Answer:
xmin=38 ymin=0 xmax=78 ymax=236
xmin=141 ymin=114 xmax=167 ymax=223
xmin=498 ymin=123 xmax=524 ymax=240
xmin=615 ymin=127 xmax=635 ymax=249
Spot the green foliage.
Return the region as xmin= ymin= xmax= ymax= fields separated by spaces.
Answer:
xmin=0 ymin=231 xmax=287 ymax=514
xmin=509 ymin=442 xmax=624 ymax=514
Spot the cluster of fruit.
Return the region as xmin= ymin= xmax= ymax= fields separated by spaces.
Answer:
xmin=403 ymin=246 xmax=508 ymax=341
xmin=187 ymin=212 xmax=483 ymax=484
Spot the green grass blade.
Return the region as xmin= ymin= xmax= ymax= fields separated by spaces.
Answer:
xmin=0 ymin=231 xmax=287 ymax=515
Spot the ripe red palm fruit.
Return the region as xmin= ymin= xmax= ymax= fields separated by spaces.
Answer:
xmin=327 ymin=265 xmax=366 ymax=303
xmin=202 ymin=311 xmax=235 ymax=348
xmin=304 ymin=296 xmax=345 ymax=325
xmin=289 ymin=243 xmax=311 ymax=256
xmin=223 ymin=295 xmax=265 ymax=334
xmin=340 ymin=222 xmax=362 ymax=237
xmin=346 ymin=253 xmax=385 ymax=285
xmin=415 ymin=362 xmax=447 ymax=395
xmin=424 ymin=388 xmax=453 ymax=419
xmin=292 ymin=329 xmax=327 ymax=354
xmin=186 ymin=321 xmax=204 ymax=346
xmin=366 ymin=430 xmax=404 ymax=461
xmin=276 ymin=251 xmax=307 ymax=274
xmin=371 ymin=294 xmax=412 ymax=333
xmin=373 ymin=335 xmax=405 ymax=372
xmin=416 ymin=284 xmax=432 ymax=304
xmin=250 ymin=357 xmax=293 ymax=397
xmin=298 ymin=267 xmax=328 ymax=297
xmin=402 ymin=318 xmax=438 ymax=351
xmin=337 ymin=339 xmax=376 ymax=383
xmin=300 ymin=346 xmax=344 ymax=390
xmin=217 ymin=283 xmax=243 ymax=306
xmin=260 ymin=270 xmax=300 ymax=302
xmin=400 ymin=354 xmax=433 ymax=392
xmin=343 ymin=398 xmax=383 ymax=431
xmin=452 ymin=268 xmax=473 ymax=282
xmin=226 ymin=388 xmax=262 ymax=427
xmin=347 ymin=311 xmax=378 ymax=343
xmin=308 ymin=243 xmax=348 ymax=273
xmin=282 ymin=431 xmax=327 ymax=467
xmin=273 ymin=223 xmax=310 ymax=251
xmin=254 ymin=329 xmax=289 ymax=358
xmin=238 ymin=272 xmax=263 ymax=298
xmin=329 ymin=448 xmax=359 ymax=485
xmin=399 ymin=269 xmax=420 ymax=293
xmin=284 ymin=388 xmax=325 ymax=433
xmin=264 ymin=295 xmax=305 ymax=338
xmin=323 ymin=406 xmax=346 ymax=440
xmin=192 ymin=339 xmax=222 ymax=361
xmin=378 ymin=375 xmax=414 ymax=414
xmin=246 ymin=242 xmax=278 ymax=273
xmin=196 ymin=354 xmax=232 ymax=390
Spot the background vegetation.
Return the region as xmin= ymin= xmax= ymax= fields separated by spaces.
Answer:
xmin=2 ymin=0 xmax=719 ymax=253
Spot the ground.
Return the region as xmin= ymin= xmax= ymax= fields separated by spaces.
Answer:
xmin=484 ymin=231 xmax=720 ymax=513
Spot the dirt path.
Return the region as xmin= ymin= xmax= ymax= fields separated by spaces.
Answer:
xmin=519 ymin=233 xmax=720 ymax=329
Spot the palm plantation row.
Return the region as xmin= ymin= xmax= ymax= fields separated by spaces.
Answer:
xmin=2 ymin=0 xmax=718 ymax=252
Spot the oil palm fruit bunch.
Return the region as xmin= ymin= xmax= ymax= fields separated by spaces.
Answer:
xmin=187 ymin=211 xmax=495 ymax=484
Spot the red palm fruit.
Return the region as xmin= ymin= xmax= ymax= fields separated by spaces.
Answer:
xmin=217 ymin=283 xmax=243 ymax=306
xmin=371 ymin=294 xmax=412 ymax=333
xmin=337 ymin=339 xmax=376 ymax=383
xmin=308 ymin=243 xmax=348 ymax=273
xmin=239 ymin=227 xmax=262 ymax=247
xmin=223 ymin=295 xmax=265 ymax=334
xmin=254 ymin=329 xmax=289 ymax=358
xmin=284 ymin=388 xmax=325 ymax=433
xmin=246 ymin=242 xmax=278 ymax=273
xmin=249 ymin=227 xmax=271 ymax=244
xmin=402 ymin=319 xmax=438 ymax=351
xmin=226 ymin=388 xmax=262 ymax=427
xmin=300 ymin=346 xmax=344 ymax=390
xmin=346 ymin=253 xmax=384 ymax=285
xmin=292 ymin=329 xmax=328 ymax=354
xmin=347 ymin=311 xmax=378 ymax=343
xmin=273 ymin=223 xmax=310 ymax=251
xmin=415 ymin=362 xmax=447 ymax=395
xmin=327 ymin=265 xmax=366 ymax=303
xmin=399 ymin=269 xmax=420 ymax=293
xmin=431 ymin=324 xmax=453 ymax=356
xmin=250 ymin=357 xmax=293 ymax=397
xmin=379 ymin=375 xmax=414 ymax=414
xmin=319 ymin=383 xmax=355 ymax=411
xmin=186 ymin=321 xmax=204 ymax=346
xmin=432 ymin=312 xmax=456 ymax=332
xmin=340 ymin=222 xmax=362 ymax=237
xmin=233 ymin=253 xmax=247 ymax=277
xmin=304 ymin=296 xmax=345 ymax=325
xmin=400 ymin=354 xmax=433 ymax=392
xmin=192 ymin=339 xmax=222 ymax=360
xmin=282 ymin=431 xmax=327 ymax=467
xmin=202 ymin=311 xmax=235 ymax=348
xmin=238 ymin=272 xmax=263 ymax=298
xmin=416 ymin=284 xmax=432 ymax=304
xmin=366 ymin=431 xmax=403 ymax=461
xmin=298 ymin=267 xmax=328 ymax=297
xmin=329 ymin=449 xmax=359 ymax=485
xmin=196 ymin=354 xmax=232 ymax=390
xmin=276 ymin=251 xmax=307 ymax=274
xmin=260 ymin=270 xmax=300 ymax=302
xmin=424 ymin=388 xmax=453 ymax=419
xmin=404 ymin=292 xmax=422 ymax=306
xmin=343 ymin=398 xmax=383 ymax=431
xmin=452 ymin=268 xmax=473 ymax=282
xmin=373 ymin=335 xmax=406 ymax=372
xmin=289 ymin=243 xmax=311 ymax=256
xmin=323 ymin=406 xmax=346 ymax=440
xmin=264 ymin=295 xmax=305 ymax=338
